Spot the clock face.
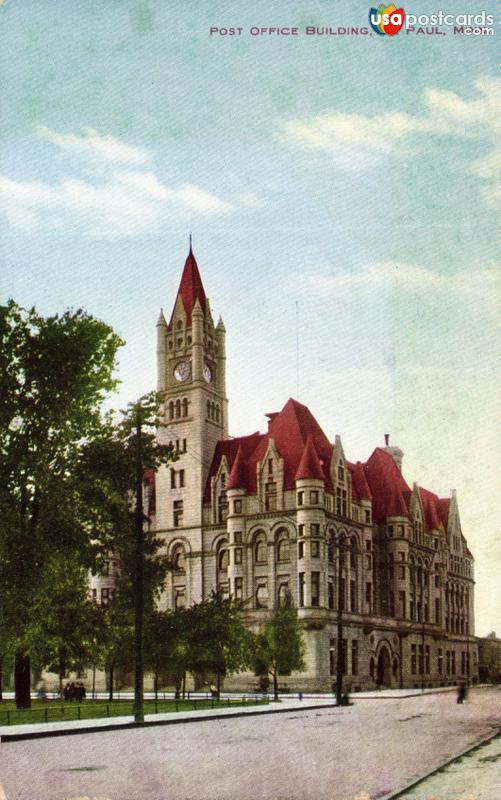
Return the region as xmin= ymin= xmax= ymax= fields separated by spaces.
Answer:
xmin=174 ymin=361 xmax=191 ymax=382
xmin=203 ymin=363 xmax=212 ymax=383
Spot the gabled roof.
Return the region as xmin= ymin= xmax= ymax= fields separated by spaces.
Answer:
xmin=295 ymin=436 xmax=324 ymax=481
xmin=169 ymin=246 xmax=207 ymax=328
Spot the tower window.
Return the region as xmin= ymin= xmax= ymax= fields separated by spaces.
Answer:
xmin=175 ymin=399 xmax=181 ymax=418
xmin=169 ymin=402 xmax=174 ymax=420
xmin=170 ymin=469 xmax=176 ymax=489
xmin=311 ymin=572 xmax=320 ymax=607
xmin=179 ymin=470 xmax=185 ymax=488
xmin=173 ymin=500 xmax=183 ymax=527
xmin=264 ymin=481 xmax=277 ymax=511
xmin=268 ymin=459 xmax=273 ymax=475
xmin=182 ymin=398 xmax=188 ymax=417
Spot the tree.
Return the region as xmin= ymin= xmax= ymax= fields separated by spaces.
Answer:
xmin=0 ymin=300 xmax=123 ymax=707
xmin=186 ymin=592 xmax=253 ymax=695
xmin=144 ymin=609 xmax=190 ymax=699
xmin=253 ymin=595 xmax=305 ymax=700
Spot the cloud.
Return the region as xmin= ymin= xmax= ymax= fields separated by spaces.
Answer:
xmin=0 ymin=127 xmax=237 ymax=235
xmin=36 ymin=125 xmax=152 ymax=166
xmin=278 ymin=77 xmax=500 ymax=204
xmin=0 ymin=170 xmax=234 ymax=236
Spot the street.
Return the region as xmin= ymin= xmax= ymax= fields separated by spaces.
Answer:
xmin=0 ymin=688 xmax=499 ymax=800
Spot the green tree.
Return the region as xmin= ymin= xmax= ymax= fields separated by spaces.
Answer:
xmin=0 ymin=300 xmax=123 ymax=707
xmin=253 ymin=595 xmax=305 ymax=700
xmin=186 ymin=592 xmax=253 ymax=696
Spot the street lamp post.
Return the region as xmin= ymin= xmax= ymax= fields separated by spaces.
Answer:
xmin=133 ymin=402 xmax=145 ymax=724
xmin=335 ymin=535 xmax=346 ymax=706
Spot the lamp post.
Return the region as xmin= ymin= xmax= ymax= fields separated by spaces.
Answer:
xmin=133 ymin=401 xmax=145 ymax=725
xmin=335 ymin=534 xmax=346 ymax=706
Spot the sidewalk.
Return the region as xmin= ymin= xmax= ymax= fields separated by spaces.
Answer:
xmin=0 ymin=687 xmax=458 ymax=743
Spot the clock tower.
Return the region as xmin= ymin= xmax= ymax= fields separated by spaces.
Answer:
xmin=155 ymin=244 xmax=228 ymax=547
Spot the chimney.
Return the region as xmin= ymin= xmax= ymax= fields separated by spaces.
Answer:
xmin=383 ymin=434 xmax=404 ymax=473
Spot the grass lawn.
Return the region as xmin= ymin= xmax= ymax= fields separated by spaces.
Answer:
xmin=0 ymin=696 xmax=268 ymax=727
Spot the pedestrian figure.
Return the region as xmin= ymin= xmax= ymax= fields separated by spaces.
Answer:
xmin=210 ymin=683 xmax=218 ymax=700
xmin=457 ymin=683 xmax=466 ymax=703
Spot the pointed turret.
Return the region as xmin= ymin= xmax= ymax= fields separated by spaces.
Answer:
xmin=169 ymin=244 xmax=207 ymax=327
xmin=295 ymin=436 xmax=324 ymax=481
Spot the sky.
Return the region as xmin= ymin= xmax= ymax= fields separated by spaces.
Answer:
xmin=0 ymin=1 xmax=499 ymax=635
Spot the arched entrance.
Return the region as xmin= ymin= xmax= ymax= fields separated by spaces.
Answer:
xmin=377 ymin=646 xmax=392 ymax=687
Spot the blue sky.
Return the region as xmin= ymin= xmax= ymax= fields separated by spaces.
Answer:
xmin=0 ymin=1 xmax=499 ymax=634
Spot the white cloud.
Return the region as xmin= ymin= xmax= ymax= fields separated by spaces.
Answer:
xmin=278 ymin=77 xmax=500 ymax=200
xmin=36 ymin=125 xmax=152 ymax=166
xmin=0 ymin=171 xmax=234 ymax=236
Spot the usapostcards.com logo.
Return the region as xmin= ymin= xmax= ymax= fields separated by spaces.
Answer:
xmin=369 ymin=4 xmax=405 ymax=35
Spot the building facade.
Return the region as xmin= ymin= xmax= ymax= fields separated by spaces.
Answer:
xmin=477 ymin=632 xmax=501 ymax=683
xmin=148 ymin=246 xmax=478 ymax=691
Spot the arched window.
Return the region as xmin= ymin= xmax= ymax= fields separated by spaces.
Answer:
xmin=254 ymin=536 xmax=267 ymax=564
xmin=215 ymin=405 xmax=220 ymax=423
xmin=172 ymin=545 xmax=186 ymax=572
xmin=207 ymin=400 xmax=211 ymax=419
xmin=277 ymin=535 xmax=290 ymax=562
xmin=182 ymin=398 xmax=188 ymax=417
xmin=169 ymin=401 xmax=174 ymax=420
xmin=349 ymin=538 xmax=357 ymax=568
xmin=392 ymin=658 xmax=398 ymax=678
xmin=327 ymin=533 xmax=335 ymax=563
xmin=175 ymin=399 xmax=181 ymax=418
xmin=218 ymin=548 xmax=229 ymax=571
xmin=278 ymin=583 xmax=290 ymax=606
xmin=369 ymin=657 xmax=375 ymax=679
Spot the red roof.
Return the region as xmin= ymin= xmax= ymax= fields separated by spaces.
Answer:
xmin=364 ymin=448 xmax=411 ymax=523
xmin=419 ymin=487 xmax=443 ymax=531
xmin=348 ymin=461 xmax=372 ymax=502
xmin=203 ymin=400 xmax=451 ymax=531
xmin=228 ymin=445 xmax=247 ymax=490
xmin=295 ymin=436 xmax=324 ymax=481
xmin=169 ymin=246 xmax=207 ymax=328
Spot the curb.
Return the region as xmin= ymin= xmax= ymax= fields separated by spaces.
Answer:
xmin=0 ymin=702 xmax=338 ymax=743
xmin=380 ymin=727 xmax=501 ymax=799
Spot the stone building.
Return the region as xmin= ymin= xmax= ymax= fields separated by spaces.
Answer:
xmin=148 ymin=246 xmax=479 ymax=690
xmin=477 ymin=632 xmax=501 ymax=683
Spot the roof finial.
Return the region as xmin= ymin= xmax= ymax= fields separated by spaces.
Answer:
xmin=384 ymin=433 xmax=390 ymax=446
xmin=189 ymin=231 xmax=192 ymax=251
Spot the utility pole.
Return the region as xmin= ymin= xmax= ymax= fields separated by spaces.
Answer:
xmin=134 ymin=402 xmax=145 ymax=724
xmin=336 ymin=536 xmax=345 ymax=705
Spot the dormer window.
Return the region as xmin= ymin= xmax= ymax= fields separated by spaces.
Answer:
xmin=268 ymin=458 xmax=273 ymax=475
xmin=338 ymin=464 xmax=345 ymax=482
xmin=264 ymin=481 xmax=277 ymax=511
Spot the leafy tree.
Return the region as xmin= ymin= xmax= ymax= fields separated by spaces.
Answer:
xmin=144 ymin=609 xmax=190 ymax=699
xmin=0 ymin=300 xmax=123 ymax=707
xmin=186 ymin=592 xmax=253 ymax=696
xmin=253 ymin=595 xmax=305 ymax=700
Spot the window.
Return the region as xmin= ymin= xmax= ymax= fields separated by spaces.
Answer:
xmin=234 ymin=531 xmax=242 ymax=544
xmin=351 ymin=640 xmax=359 ymax=676
xmin=365 ymin=510 xmax=371 ymax=524
xmin=255 ymin=538 xmax=267 ymax=563
xmin=418 ymin=644 xmax=424 ymax=675
xmin=265 ymin=481 xmax=277 ymax=511
xmin=170 ymin=469 xmax=176 ymax=489
xmin=298 ymin=491 xmax=304 ymax=506
xmin=339 ymin=578 xmax=345 ymax=611
xmin=268 ymin=458 xmax=273 ymax=475
xmin=338 ymin=464 xmax=345 ymax=482
xmin=388 ymin=525 xmax=394 ymax=537
xmin=399 ymin=566 xmax=405 ymax=579
xmin=175 ymin=588 xmax=186 ymax=609
xmin=298 ymin=541 xmax=304 ymax=559
xmin=278 ymin=583 xmax=290 ymax=606
xmin=218 ymin=491 xmax=228 ymax=523
xmin=234 ymin=499 xmax=242 ymax=514
xmin=411 ymin=644 xmax=417 ymax=675
xmin=438 ymin=648 xmax=443 ymax=675
xmin=310 ymin=490 xmax=319 ymax=505
xmin=399 ymin=591 xmax=406 ymax=619
xmin=101 ymin=587 xmax=110 ymax=605
xmin=389 ymin=591 xmax=395 ymax=617
xmin=234 ymin=577 xmax=243 ymax=601
xmin=179 ymin=469 xmax=185 ymax=488
xmin=218 ymin=549 xmax=229 ymax=571
xmin=365 ymin=540 xmax=371 ymax=551
xmin=365 ymin=554 xmax=371 ymax=569
xmin=311 ymin=540 xmax=320 ymax=558
xmin=451 ymin=651 xmax=456 ymax=675
xmin=172 ymin=546 xmax=186 ymax=571
xmin=298 ymin=524 xmax=305 ymax=537
xmin=311 ymin=572 xmax=320 ymax=607
xmin=327 ymin=537 xmax=335 ymax=563
xmin=298 ymin=572 xmax=305 ymax=607
xmin=350 ymin=580 xmax=357 ymax=612
xmin=256 ymin=583 xmax=268 ymax=609
xmin=277 ymin=538 xmax=290 ymax=562
xmin=182 ymin=438 xmax=187 ymax=453
xmin=311 ymin=523 xmax=320 ymax=536
xmin=235 ymin=548 xmax=242 ymax=565
xmin=425 ymin=645 xmax=430 ymax=674
xmin=365 ymin=583 xmax=372 ymax=612
xmin=182 ymin=398 xmax=188 ymax=417
xmin=329 ymin=645 xmax=335 ymax=676
xmin=92 ymin=588 xmax=97 ymax=602
xmin=328 ymin=580 xmax=334 ymax=609
xmin=349 ymin=540 xmax=357 ymax=568
xmin=173 ymin=500 xmax=183 ymax=527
